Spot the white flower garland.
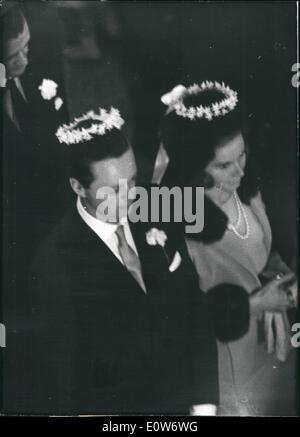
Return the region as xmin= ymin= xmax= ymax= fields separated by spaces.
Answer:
xmin=56 ymin=107 xmax=125 ymax=145
xmin=161 ymin=81 xmax=238 ymax=121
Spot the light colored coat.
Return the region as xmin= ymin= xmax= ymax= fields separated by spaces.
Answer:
xmin=186 ymin=193 xmax=295 ymax=416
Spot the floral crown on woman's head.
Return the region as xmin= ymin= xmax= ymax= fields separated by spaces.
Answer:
xmin=161 ymin=81 xmax=238 ymax=121
xmin=56 ymin=107 xmax=125 ymax=145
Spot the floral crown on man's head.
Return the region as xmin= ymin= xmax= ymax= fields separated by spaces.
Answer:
xmin=161 ymin=81 xmax=238 ymax=121
xmin=56 ymin=107 xmax=125 ymax=145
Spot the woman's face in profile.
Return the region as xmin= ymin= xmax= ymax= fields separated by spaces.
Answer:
xmin=205 ymin=131 xmax=246 ymax=195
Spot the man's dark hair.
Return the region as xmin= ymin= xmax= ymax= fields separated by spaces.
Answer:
xmin=65 ymin=125 xmax=130 ymax=188
xmin=2 ymin=6 xmax=26 ymax=43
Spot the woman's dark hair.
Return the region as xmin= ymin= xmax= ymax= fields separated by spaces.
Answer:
xmin=2 ymin=6 xmax=26 ymax=43
xmin=160 ymin=87 xmax=260 ymax=204
xmin=64 ymin=124 xmax=130 ymax=188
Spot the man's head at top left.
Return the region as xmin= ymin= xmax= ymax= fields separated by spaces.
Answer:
xmin=2 ymin=6 xmax=31 ymax=79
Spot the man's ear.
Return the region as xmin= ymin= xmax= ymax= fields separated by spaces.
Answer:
xmin=69 ymin=178 xmax=86 ymax=198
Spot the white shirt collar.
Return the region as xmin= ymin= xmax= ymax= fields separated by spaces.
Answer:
xmin=76 ymin=196 xmax=119 ymax=243
xmin=76 ymin=196 xmax=143 ymax=289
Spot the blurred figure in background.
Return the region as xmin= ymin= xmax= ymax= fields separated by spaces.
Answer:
xmin=53 ymin=1 xmax=121 ymax=61
xmin=1 ymin=3 xmax=70 ymax=412
xmin=1 ymin=4 xmax=70 ymax=251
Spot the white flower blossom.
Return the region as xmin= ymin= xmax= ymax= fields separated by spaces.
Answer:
xmin=146 ymin=228 xmax=167 ymax=248
xmin=161 ymin=84 xmax=186 ymax=106
xmin=38 ymin=79 xmax=58 ymax=100
xmin=54 ymin=97 xmax=63 ymax=111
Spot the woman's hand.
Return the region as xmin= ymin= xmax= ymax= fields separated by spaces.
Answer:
xmin=250 ymin=273 xmax=296 ymax=314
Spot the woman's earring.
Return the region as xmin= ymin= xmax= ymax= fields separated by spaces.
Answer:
xmin=215 ymin=183 xmax=223 ymax=191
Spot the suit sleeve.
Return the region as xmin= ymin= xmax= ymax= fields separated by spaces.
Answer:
xmin=19 ymin=244 xmax=77 ymax=415
xmin=171 ymin=236 xmax=219 ymax=408
xmin=190 ymin=286 xmax=220 ymax=406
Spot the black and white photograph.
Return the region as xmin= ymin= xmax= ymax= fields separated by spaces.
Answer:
xmin=0 ymin=0 xmax=299 ymax=419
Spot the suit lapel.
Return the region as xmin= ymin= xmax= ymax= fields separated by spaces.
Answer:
xmin=67 ymin=210 xmax=149 ymax=298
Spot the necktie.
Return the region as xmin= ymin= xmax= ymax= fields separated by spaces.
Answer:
xmin=5 ymin=79 xmax=27 ymax=131
xmin=115 ymin=225 xmax=147 ymax=293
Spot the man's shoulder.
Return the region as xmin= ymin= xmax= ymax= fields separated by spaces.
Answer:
xmin=33 ymin=208 xmax=81 ymax=261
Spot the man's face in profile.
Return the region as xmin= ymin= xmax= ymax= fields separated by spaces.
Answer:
xmin=4 ymin=17 xmax=31 ymax=79
xmin=84 ymin=147 xmax=137 ymax=223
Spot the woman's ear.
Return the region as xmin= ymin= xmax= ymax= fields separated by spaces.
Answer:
xmin=69 ymin=178 xmax=86 ymax=198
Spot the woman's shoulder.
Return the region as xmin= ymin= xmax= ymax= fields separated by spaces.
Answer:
xmin=248 ymin=191 xmax=267 ymax=213
xmin=185 ymin=195 xmax=228 ymax=244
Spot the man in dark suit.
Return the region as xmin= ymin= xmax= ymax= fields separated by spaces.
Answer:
xmin=1 ymin=6 xmax=71 ymax=413
xmin=2 ymin=109 xmax=218 ymax=415
xmin=1 ymin=5 xmax=70 ymax=244
xmin=1 ymin=7 xmax=70 ymax=297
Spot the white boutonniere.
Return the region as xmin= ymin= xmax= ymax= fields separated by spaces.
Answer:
xmin=38 ymin=78 xmax=64 ymax=111
xmin=39 ymin=79 xmax=58 ymax=100
xmin=146 ymin=228 xmax=167 ymax=247
xmin=146 ymin=228 xmax=182 ymax=272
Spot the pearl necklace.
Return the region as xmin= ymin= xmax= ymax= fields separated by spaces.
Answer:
xmin=227 ymin=191 xmax=250 ymax=240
